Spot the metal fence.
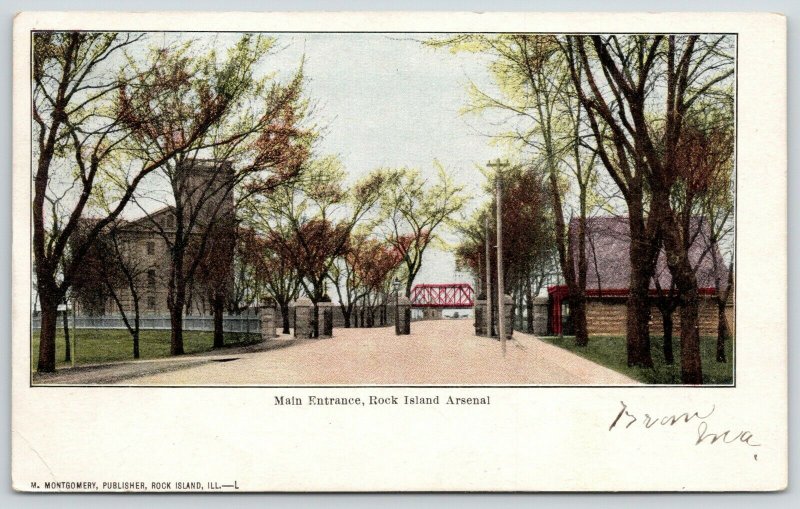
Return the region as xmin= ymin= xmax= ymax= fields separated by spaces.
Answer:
xmin=31 ymin=313 xmax=261 ymax=334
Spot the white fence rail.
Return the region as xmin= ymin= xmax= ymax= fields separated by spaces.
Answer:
xmin=31 ymin=313 xmax=261 ymax=334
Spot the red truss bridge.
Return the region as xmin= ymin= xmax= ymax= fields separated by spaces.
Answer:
xmin=410 ymin=283 xmax=475 ymax=308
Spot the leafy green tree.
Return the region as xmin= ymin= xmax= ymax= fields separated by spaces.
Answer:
xmin=121 ymin=35 xmax=312 ymax=355
xmin=31 ymin=32 xmax=240 ymax=372
xmin=430 ymin=34 xmax=598 ymax=346
xmin=248 ymin=158 xmax=387 ymax=336
xmin=378 ymin=164 xmax=466 ymax=297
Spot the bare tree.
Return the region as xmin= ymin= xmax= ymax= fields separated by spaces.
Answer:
xmin=70 ymin=218 xmax=149 ymax=359
xmin=564 ymin=35 xmax=734 ymax=382
xmin=252 ymin=159 xmax=387 ymax=336
xmin=195 ymin=215 xmax=237 ymax=348
xmin=676 ymin=105 xmax=735 ymax=363
xmin=31 ymin=32 xmax=233 ymax=372
xmin=430 ymin=34 xmax=597 ymax=346
xmin=454 ymin=165 xmax=554 ymax=335
xmin=124 ymin=35 xmax=312 ymax=355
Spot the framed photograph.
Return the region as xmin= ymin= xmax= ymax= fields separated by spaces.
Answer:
xmin=11 ymin=11 xmax=787 ymax=491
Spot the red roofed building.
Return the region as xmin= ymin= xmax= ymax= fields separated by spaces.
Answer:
xmin=547 ymin=216 xmax=733 ymax=336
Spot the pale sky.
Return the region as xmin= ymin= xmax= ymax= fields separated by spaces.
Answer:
xmin=42 ymin=32 xmax=736 ymax=302
xmin=44 ymin=32 xmax=509 ymax=302
xmin=122 ymin=33 xmax=735 ymax=295
xmin=260 ymin=33 xmax=503 ymax=286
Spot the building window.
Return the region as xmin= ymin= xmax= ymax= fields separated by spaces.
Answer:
xmin=146 ymin=241 xmax=155 ymax=255
xmin=147 ymin=269 xmax=156 ymax=287
xmin=147 ymin=296 xmax=156 ymax=310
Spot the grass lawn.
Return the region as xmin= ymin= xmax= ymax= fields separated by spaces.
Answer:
xmin=540 ymin=334 xmax=734 ymax=385
xmin=30 ymin=329 xmax=262 ymax=371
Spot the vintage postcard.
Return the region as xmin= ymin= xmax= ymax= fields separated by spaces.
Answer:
xmin=11 ymin=11 xmax=786 ymax=491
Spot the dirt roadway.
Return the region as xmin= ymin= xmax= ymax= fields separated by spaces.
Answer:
xmin=106 ymin=320 xmax=638 ymax=386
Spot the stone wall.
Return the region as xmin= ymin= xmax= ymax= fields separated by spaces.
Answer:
xmin=473 ymin=299 xmax=488 ymax=336
xmin=396 ymin=296 xmax=411 ymax=334
xmin=585 ymin=296 xmax=733 ymax=337
xmin=421 ymin=308 xmax=443 ymax=320
xmin=277 ymin=305 xmax=397 ymax=329
xmin=276 ymin=304 xmax=440 ymax=330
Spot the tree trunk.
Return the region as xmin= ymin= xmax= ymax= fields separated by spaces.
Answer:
xmin=627 ymin=265 xmax=654 ymax=367
xmin=661 ymin=309 xmax=674 ymax=365
xmin=340 ymin=304 xmax=352 ymax=328
xmin=525 ymin=286 xmax=534 ymax=333
xmin=169 ymin=247 xmax=186 ymax=355
xmin=280 ymin=302 xmax=290 ymax=334
xmin=716 ymin=299 xmax=729 ymax=363
xmin=660 ymin=210 xmax=703 ymax=384
xmin=132 ymin=330 xmax=140 ymax=360
xmin=212 ymin=294 xmax=225 ymax=348
xmin=132 ymin=302 xmax=141 ymax=359
xmin=678 ymin=286 xmax=702 ymax=384
xmin=488 ymin=286 xmax=495 ymax=337
xmin=169 ymin=292 xmax=185 ymax=356
xmin=571 ymin=291 xmax=589 ymax=347
xmin=626 ymin=208 xmax=655 ymax=368
xmin=546 ymin=145 xmax=590 ymax=347
xmin=37 ymin=291 xmax=59 ymax=372
xmin=62 ymin=304 xmax=71 ymax=363
xmin=575 ymin=207 xmax=589 ymax=346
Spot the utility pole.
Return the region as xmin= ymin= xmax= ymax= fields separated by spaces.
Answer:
xmin=484 ymin=213 xmax=493 ymax=338
xmin=488 ymin=159 xmax=509 ymax=355
xmin=71 ymin=297 xmax=77 ymax=367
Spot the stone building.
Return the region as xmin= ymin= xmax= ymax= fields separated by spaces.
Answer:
xmin=547 ymin=216 xmax=734 ymax=337
xmin=76 ymin=159 xmax=235 ymax=316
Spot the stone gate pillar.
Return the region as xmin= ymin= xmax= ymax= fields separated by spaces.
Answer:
xmin=474 ymin=298 xmax=487 ymax=337
xmin=318 ymin=302 xmax=334 ymax=338
xmin=396 ymin=296 xmax=411 ymax=335
xmin=259 ymin=304 xmax=277 ymax=340
xmin=533 ymin=296 xmax=549 ymax=336
xmin=293 ymin=297 xmax=314 ymax=339
xmin=501 ymin=294 xmax=514 ymax=340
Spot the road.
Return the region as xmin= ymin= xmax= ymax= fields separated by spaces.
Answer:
xmin=111 ymin=319 xmax=639 ymax=386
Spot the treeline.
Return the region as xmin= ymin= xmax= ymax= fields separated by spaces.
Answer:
xmin=237 ymin=161 xmax=466 ymax=336
xmin=32 ymin=32 xmax=466 ymax=372
xmin=453 ymin=165 xmax=556 ymax=335
xmin=438 ymin=35 xmax=735 ymax=384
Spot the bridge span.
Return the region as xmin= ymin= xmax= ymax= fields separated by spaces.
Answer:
xmin=409 ymin=283 xmax=474 ymax=309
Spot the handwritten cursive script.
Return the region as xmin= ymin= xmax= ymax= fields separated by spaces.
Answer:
xmin=695 ymin=421 xmax=760 ymax=447
xmin=609 ymin=401 xmax=760 ymax=449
